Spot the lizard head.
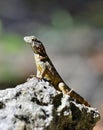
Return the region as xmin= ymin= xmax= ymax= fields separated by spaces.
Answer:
xmin=24 ymin=36 xmax=47 ymax=56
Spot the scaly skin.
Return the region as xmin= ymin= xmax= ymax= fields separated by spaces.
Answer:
xmin=24 ymin=36 xmax=91 ymax=107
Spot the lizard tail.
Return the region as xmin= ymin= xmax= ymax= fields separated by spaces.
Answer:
xmin=67 ymin=89 xmax=91 ymax=107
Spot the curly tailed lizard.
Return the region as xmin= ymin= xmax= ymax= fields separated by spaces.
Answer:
xmin=24 ymin=36 xmax=90 ymax=107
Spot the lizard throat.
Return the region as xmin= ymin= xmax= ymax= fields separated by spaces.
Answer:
xmin=34 ymin=53 xmax=48 ymax=62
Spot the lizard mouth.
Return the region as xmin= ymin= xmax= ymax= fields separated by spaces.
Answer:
xmin=24 ymin=36 xmax=43 ymax=49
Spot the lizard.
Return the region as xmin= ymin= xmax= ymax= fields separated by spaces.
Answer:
xmin=24 ymin=35 xmax=91 ymax=107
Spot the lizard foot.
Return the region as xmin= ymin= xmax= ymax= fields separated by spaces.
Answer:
xmin=58 ymin=82 xmax=73 ymax=96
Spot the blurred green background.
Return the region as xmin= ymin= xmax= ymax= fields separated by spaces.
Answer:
xmin=0 ymin=1 xmax=103 ymax=129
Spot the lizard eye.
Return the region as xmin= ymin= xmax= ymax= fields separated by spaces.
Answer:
xmin=32 ymin=38 xmax=35 ymax=42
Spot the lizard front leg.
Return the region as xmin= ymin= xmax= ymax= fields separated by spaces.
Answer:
xmin=36 ymin=63 xmax=49 ymax=80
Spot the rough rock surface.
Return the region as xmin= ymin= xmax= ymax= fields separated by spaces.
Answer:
xmin=0 ymin=77 xmax=100 ymax=130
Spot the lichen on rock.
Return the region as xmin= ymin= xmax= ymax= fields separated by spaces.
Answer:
xmin=0 ymin=77 xmax=100 ymax=130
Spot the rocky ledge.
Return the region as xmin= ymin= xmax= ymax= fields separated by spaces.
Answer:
xmin=0 ymin=77 xmax=100 ymax=130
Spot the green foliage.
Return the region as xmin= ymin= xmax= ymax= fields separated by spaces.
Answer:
xmin=0 ymin=22 xmax=24 ymax=84
xmin=0 ymin=34 xmax=23 ymax=53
